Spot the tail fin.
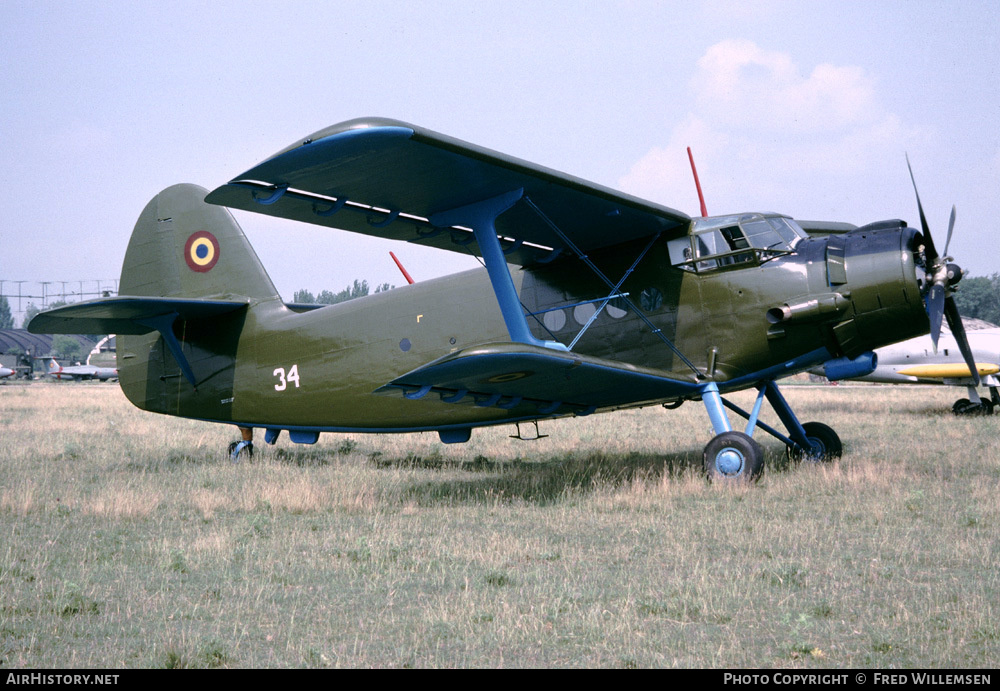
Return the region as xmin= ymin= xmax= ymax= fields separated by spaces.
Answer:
xmin=29 ymin=184 xmax=277 ymax=411
xmin=120 ymin=183 xmax=280 ymax=302
xmin=48 ymin=359 xmax=61 ymax=373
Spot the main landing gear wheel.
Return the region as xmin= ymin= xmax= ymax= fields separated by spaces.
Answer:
xmin=704 ymin=431 xmax=764 ymax=483
xmin=788 ymin=422 xmax=842 ymax=463
xmin=953 ymin=398 xmax=994 ymax=415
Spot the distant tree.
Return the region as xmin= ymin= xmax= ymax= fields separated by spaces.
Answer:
xmin=294 ymin=279 xmax=394 ymax=306
xmin=51 ymin=334 xmax=82 ymax=361
xmin=320 ymin=279 xmax=370 ymax=305
xmin=316 ymin=289 xmax=339 ymax=304
xmin=0 ymin=296 xmax=12 ymax=329
xmin=954 ymin=273 xmax=1000 ymax=326
xmin=21 ymin=303 xmax=40 ymax=328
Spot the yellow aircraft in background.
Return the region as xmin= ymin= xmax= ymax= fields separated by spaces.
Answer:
xmin=814 ymin=318 xmax=1000 ymax=415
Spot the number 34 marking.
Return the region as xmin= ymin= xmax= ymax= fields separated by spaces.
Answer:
xmin=273 ymin=364 xmax=301 ymax=391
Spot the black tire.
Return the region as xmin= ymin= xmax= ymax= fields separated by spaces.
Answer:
xmin=704 ymin=431 xmax=764 ymax=483
xmin=227 ymin=440 xmax=254 ymax=460
xmin=953 ymin=398 xmax=992 ymax=416
xmin=789 ymin=421 xmax=842 ymax=462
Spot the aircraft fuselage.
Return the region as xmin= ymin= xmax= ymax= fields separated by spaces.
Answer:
xmin=118 ymin=217 xmax=928 ymax=435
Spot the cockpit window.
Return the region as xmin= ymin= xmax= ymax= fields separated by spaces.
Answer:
xmin=670 ymin=214 xmax=806 ymax=273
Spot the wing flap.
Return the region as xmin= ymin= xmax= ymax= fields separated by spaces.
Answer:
xmin=376 ymin=342 xmax=699 ymax=414
xmin=205 ymin=118 xmax=690 ymax=266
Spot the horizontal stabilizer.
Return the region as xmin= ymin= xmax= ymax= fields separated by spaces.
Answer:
xmin=28 ymin=296 xmax=248 ymax=335
xmin=376 ymin=342 xmax=699 ymax=416
xmin=205 ymin=118 xmax=690 ymax=267
xmin=29 ymin=296 xmax=249 ymax=389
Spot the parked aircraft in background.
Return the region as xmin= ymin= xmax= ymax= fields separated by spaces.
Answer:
xmin=814 ymin=319 xmax=999 ymax=415
xmin=28 ymin=117 xmax=977 ymax=482
xmin=0 ymin=366 xmax=14 ymax=379
xmin=47 ymin=358 xmax=118 ymax=382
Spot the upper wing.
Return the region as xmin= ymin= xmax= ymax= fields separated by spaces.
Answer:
xmin=205 ymin=118 xmax=691 ymax=266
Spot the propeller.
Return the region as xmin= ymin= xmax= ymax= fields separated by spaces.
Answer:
xmin=905 ymin=156 xmax=980 ymax=386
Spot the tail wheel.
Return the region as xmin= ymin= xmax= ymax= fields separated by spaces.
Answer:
xmin=788 ymin=422 xmax=842 ymax=463
xmin=704 ymin=431 xmax=764 ymax=483
xmin=227 ymin=440 xmax=254 ymax=462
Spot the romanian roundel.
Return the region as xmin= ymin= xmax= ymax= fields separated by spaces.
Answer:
xmin=184 ymin=231 xmax=220 ymax=272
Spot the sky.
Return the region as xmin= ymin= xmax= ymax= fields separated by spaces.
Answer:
xmin=2 ymin=0 xmax=998 ymax=324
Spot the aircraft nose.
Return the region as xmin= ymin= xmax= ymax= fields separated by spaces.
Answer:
xmin=825 ymin=223 xmax=928 ymax=357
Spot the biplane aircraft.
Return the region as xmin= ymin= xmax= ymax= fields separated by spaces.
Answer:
xmin=29 ymin=117 xmax=979 ymax=482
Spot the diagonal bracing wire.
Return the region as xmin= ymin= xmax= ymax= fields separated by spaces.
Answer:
xmin=522 ymin=196 xmax=703 ymax=377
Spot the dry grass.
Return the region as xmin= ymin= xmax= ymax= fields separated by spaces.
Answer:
xmin=1 ymin=381 xmax=998 ymax=668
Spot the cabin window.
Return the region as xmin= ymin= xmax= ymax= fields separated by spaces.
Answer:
xmin=671 ymin=214 xmax=805 ymax=273
xmin=606 ymin=297 xmax=628 ymax=319
xmin=640 ymin=287 xmax=663 ymax=312
xmin=542 ymin=309 xmax=566 ymax=332
xmin=573 ymin=303 xmax=597 ymax=325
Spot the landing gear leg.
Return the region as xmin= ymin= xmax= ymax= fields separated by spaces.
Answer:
xmin=759 ymin=382 xmax=842 ymax=462
xmin=716 ymin=381 xmax=842 ymax=463
xmin=699 ymin=383 xmax=763 ymax=483
xmin=228 ymin=426 xmax=255 ymax=462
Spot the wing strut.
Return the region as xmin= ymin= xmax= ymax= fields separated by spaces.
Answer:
xmin=522 ymin=196 xmax=703 ymax=376
xmin=430 ymin=190 xmax=567 ymax=351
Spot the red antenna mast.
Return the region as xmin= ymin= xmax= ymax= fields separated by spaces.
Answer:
xmin=389 ymin=251 xmax=415 ymax=285
xmin=687 ymin=147 xmax=708 ymax=217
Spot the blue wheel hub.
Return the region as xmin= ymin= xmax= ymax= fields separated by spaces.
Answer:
xmin=716 ymin=447 xmax=745 ymax=476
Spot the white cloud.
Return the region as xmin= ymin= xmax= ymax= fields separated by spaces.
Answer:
xmin=694 ymin=39 xmax=878 ymax=133
xmin=619 ymin=40 xmax=921 ymax=217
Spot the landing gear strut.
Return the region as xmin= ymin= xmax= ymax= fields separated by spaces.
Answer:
xmin=697 ymin=380 xmax=842 ymax=483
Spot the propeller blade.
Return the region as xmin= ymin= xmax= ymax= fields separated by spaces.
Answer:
xmin=906 ymin=154 xmax=938 ymax=265
xmin=926 ymin=283 xmax=945 ymax=350
xmin=944 ymin=205 xmax=956 ymax=258
xmin=944 ymin=297 xmax=981 ymax=387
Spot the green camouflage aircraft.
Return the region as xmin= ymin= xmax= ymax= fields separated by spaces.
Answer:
xmin=29 ymin=118 xmax=977 ymax=482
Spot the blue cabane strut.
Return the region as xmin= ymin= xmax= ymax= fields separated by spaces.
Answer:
xmin=429 ymin=190 xmax=567 ymax=352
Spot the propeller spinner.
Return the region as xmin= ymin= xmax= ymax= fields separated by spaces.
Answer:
xmin=906 ymin=156 xmax=980 ymax=386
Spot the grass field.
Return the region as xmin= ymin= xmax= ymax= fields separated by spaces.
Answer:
xmin=1 ymin=381 xmax=997 ymax=668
